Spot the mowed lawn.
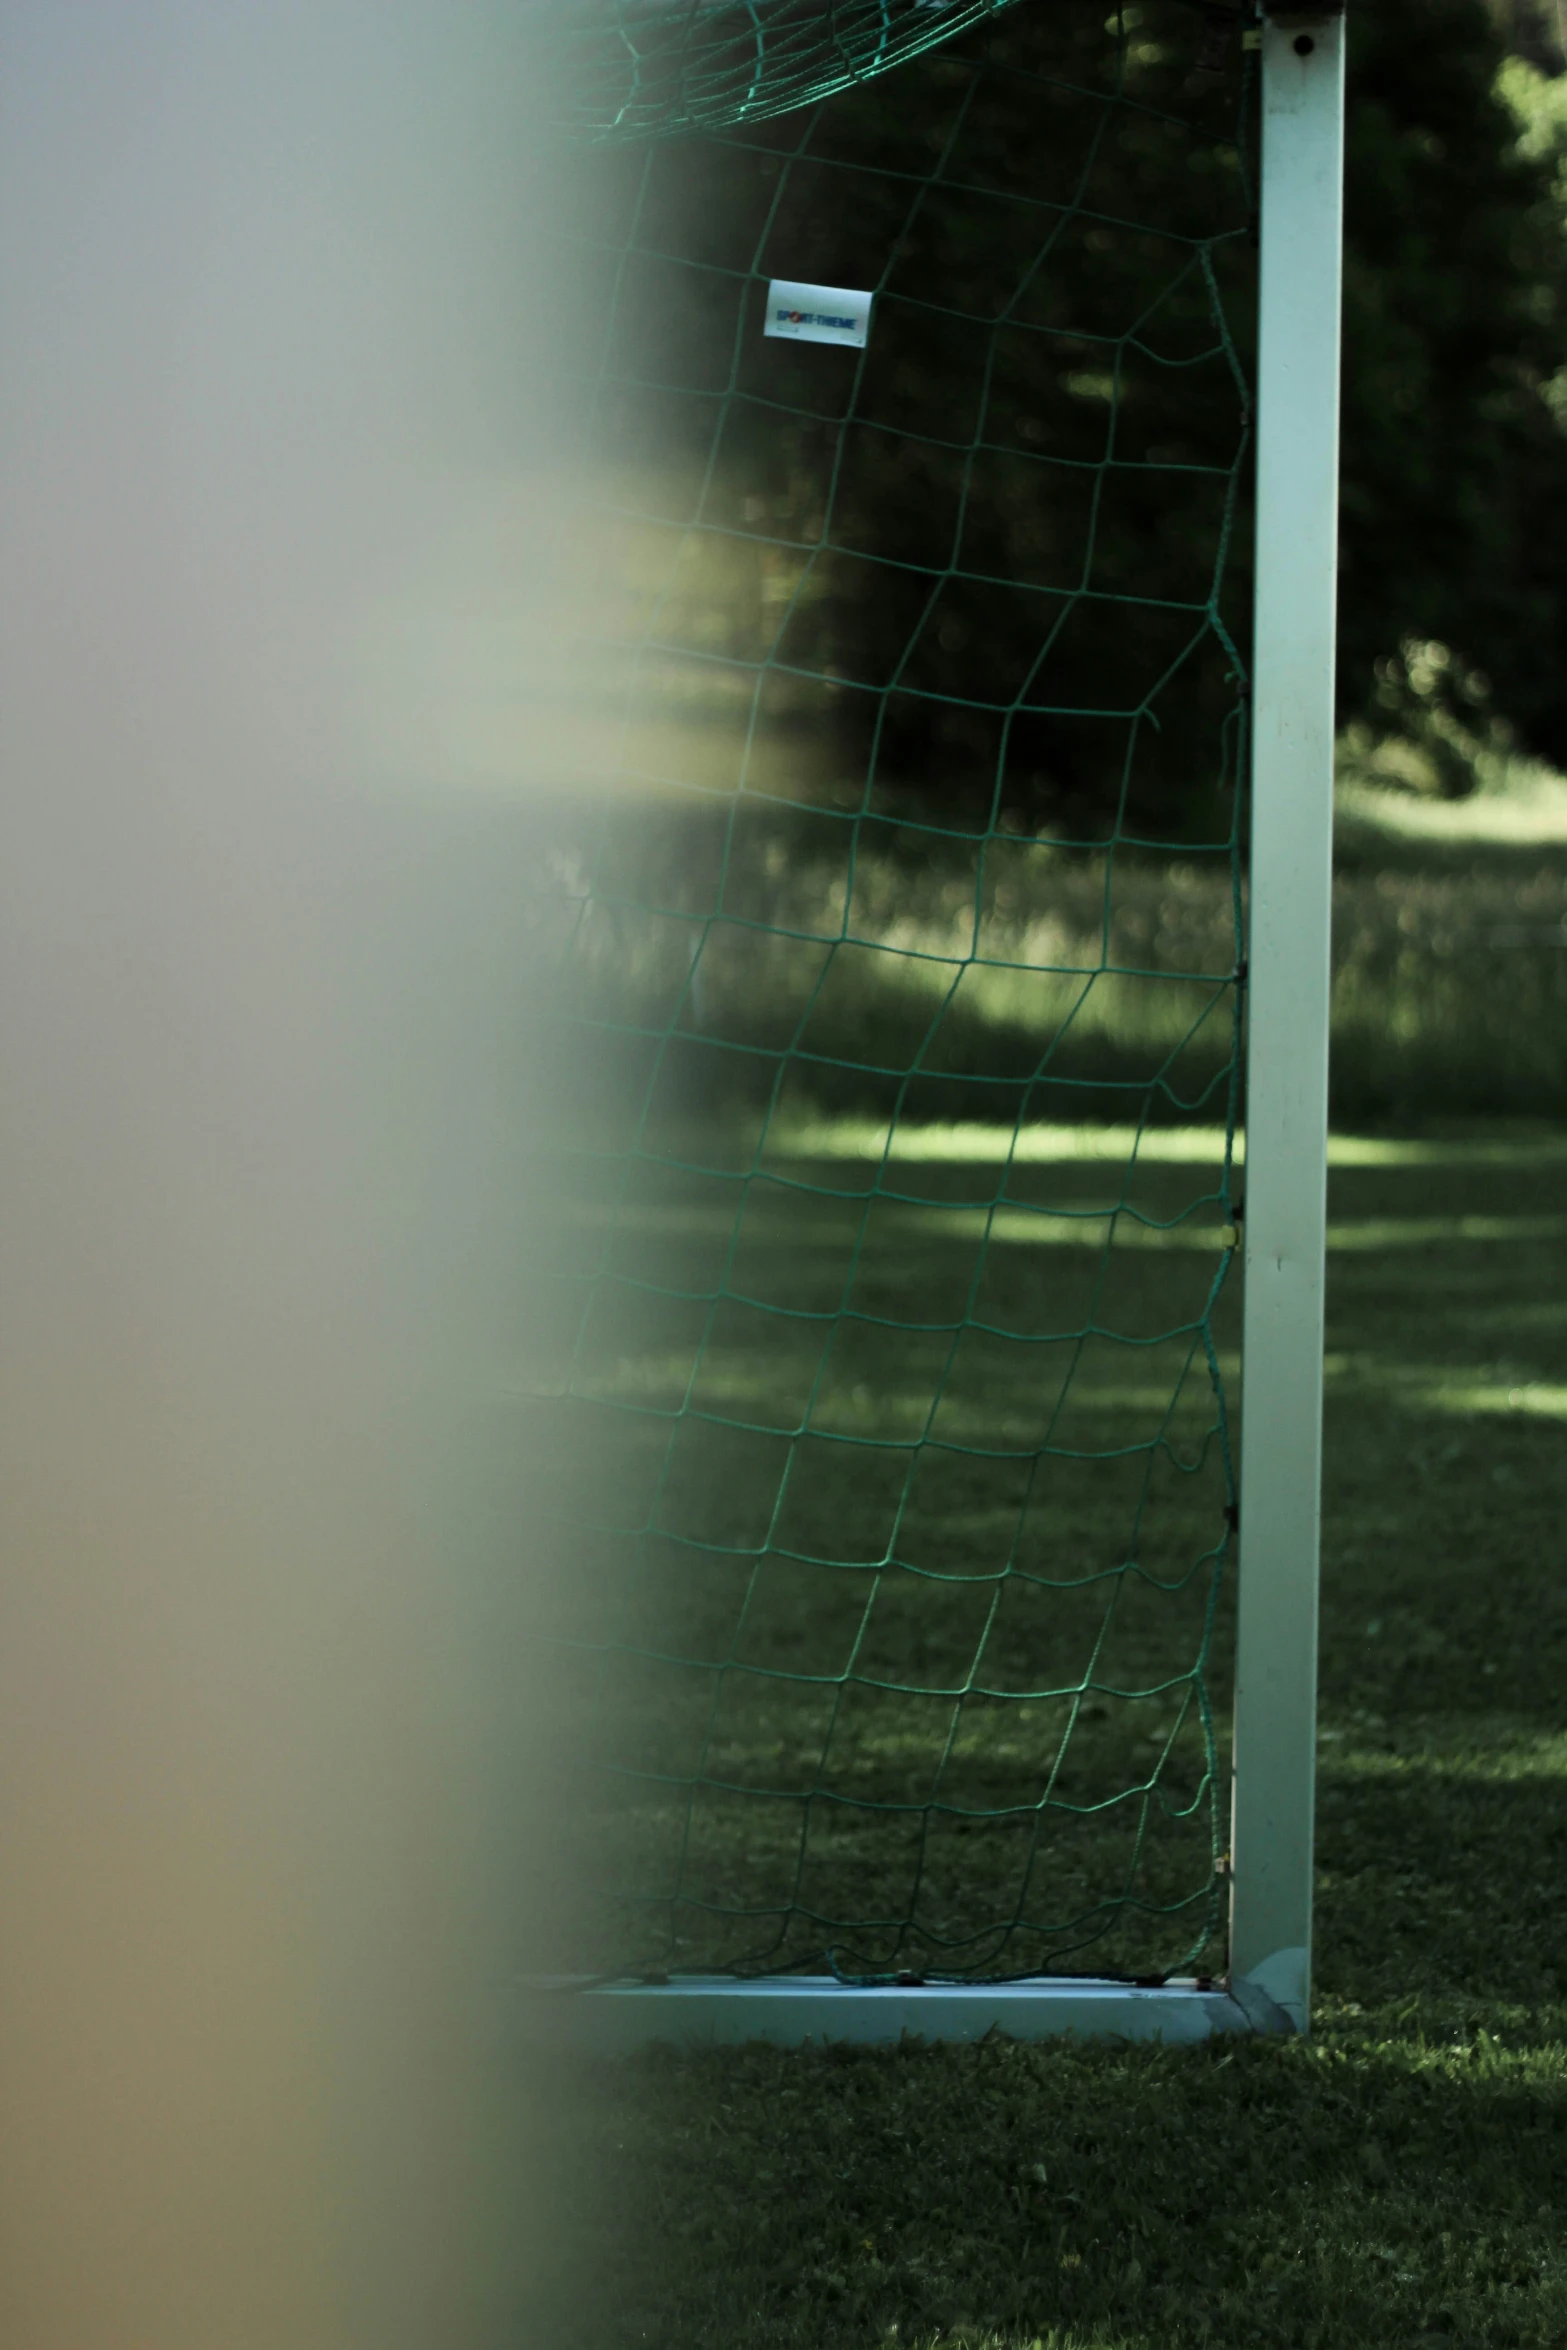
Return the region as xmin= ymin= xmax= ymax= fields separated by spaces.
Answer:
xmin=534 ymin=1125 xmax=1567 ymax=2350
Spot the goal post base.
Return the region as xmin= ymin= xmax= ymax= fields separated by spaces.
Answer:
xmin=515 ymin=1972 xmax=1297 ymax=2054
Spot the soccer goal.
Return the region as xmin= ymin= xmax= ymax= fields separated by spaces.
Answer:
xmin=530 ymin=0 xmax=1342 ymax=2046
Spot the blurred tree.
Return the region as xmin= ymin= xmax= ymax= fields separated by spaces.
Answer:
xmin=592 ymin=0 xmax=1567 ymax=829
xmin=1340 ymin=0 xmax=1567 ymax=780
xmin=601 ymin=2 xmax=1260 ymax=844
xmin=1484 ymin=0 xmax=1566 ymax=76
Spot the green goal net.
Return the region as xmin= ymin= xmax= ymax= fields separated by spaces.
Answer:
xmin=539 ymin=0 xmax=1257 ymax=1986
xmin=559 ymin=0 xmax=1030 ymax=142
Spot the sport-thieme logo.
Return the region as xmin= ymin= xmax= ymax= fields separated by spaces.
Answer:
xmin=778 ymin=308 xmax=857 ymax=330
xmin=764 ymin=276 xmax=872 ymax=349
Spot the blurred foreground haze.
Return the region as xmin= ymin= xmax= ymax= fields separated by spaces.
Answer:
xmin=0 ymin=7 xmax=604 ymax=2342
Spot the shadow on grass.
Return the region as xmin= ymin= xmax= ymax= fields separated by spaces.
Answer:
xmin=559 ymin=2006 xmax=1567 ymax=2350
xmin=533 ymin=1132 xmax=1567 ymax=2349
xmin=549 ymin=1746 xmax=1567 ymax=2347
xmin=1319 ymin=1759 xmax=1567 ymax=2015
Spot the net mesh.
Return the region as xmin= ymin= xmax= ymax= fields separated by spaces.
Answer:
xmin=556 ymin=0 xmax=1029 ymax=143
xmin=539 ymin=0 xmax=1257 ymax=1984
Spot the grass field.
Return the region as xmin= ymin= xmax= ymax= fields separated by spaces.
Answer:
xmin=521 ymin=773 xmax=1567 ymax=2347
xmin=532 ymin=1117 xmax=1567 ymax=2349
xmin=565 ymin=770 xmax=1567 ymax=1135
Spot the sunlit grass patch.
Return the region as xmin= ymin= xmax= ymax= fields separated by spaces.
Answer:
xmin=549 ymin=1134 xmax=1567 ymax=2350
xmin=1337 ymin=758 xmax=1567 ymax=848
xmin=766 ymin=1117 xmax=1567 ymax=1171
xmin=1390 ymin=1378 xmax=1567 ymax=1420
xmin=764 ymin=1117 xmax=1236 ymax=1166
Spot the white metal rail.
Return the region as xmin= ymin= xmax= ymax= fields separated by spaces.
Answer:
xmin=1228 ymin=2 xmax=1346 ymax=2037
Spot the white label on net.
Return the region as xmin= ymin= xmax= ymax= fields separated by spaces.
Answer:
xmin=764 ymin=278 xmax=872 ymax=349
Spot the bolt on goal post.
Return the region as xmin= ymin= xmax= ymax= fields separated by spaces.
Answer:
xmin=529 ymin=1 xmax=1345 ymax=2053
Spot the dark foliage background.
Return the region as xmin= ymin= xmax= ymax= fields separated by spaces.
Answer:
xmin=588 ymin=0 xmax=1567 ymax=833
xmin=1342 ymin=0 xmax=1567 ymax=771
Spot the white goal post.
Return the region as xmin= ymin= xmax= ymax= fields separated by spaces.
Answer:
xmin=525 ymin=0 xmax=1345 ymax=2051
xmin=1228 ymin=0 xmax=1344 ymax=2040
